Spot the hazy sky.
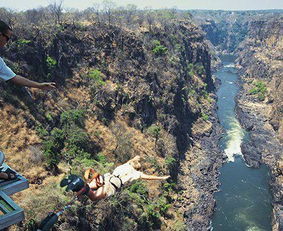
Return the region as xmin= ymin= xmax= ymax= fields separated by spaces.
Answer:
xmin=0 ymin=0 xmax=282 ymax=11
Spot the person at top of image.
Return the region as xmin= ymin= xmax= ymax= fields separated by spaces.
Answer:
xmin=0 ymin=20 xmax=56 ymax=89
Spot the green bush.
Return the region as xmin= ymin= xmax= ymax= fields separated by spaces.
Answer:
xmin=95 ymin=153 xmax=107 ymax=164
xmin=152 ymin=40 xmax=168 ymax=56
xmin=165 ymin=156 xmax=176 ymax=168
xmin=60 ymin=109 xmax=85 ymax=128
xmin=17 ymin=39 xmax=31 ymax=47
xmin=65 ymin=126 xmax=89 ymax=149
xmin=157 ymin=196 xmax=171 ymax=215
xmin=163 ymin=182 xmax=177 ymax=193
xmin=39 ymin=109 xmax=92 ymax=169
xmin=43 ymin=128 xmax=65 ymax=168
xmin=188 ymin=88 xmax=196 ymax=97
xmin=45 ymin=112 xmax=53 ymax=122
xmin=201 ymin=112 xmax=209 ymax=121
xmin=129 ymin=181 xmax=149 ymax=198
xmin=46 ymin=56 xmax=57 ymax=68
xmin=248 ymin=81 xmax=267 ymax=101
xmin=194 ymin=63 xmax=205 ymax=75
xmin=35 ymin=124 xmax=48 ymax=137
xmin=147 ymin=124 xmax=161 ymax=140
xmin=187 ymin=63 xmax=195 ymax=76
xmin=87 ymin=69 xmax=105 ymax=86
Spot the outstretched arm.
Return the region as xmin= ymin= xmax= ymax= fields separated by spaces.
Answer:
xmin=10 ymin=75 xmax=56 ymax=90
xmin=140 ymin=173 xmax=170 ymax=180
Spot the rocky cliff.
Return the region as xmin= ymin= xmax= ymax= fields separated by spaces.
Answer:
xmin=235 ymin=16 xmax=283 ymax=231
xmin=0 ymin=10 xmax=220 ymax=230
xmin=191 ymin=10 xmax=283 ymax=231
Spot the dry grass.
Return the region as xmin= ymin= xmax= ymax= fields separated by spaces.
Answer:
xmin=0 ymin=105 xmax=41 ymax=172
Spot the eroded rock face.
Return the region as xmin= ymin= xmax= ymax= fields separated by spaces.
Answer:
xmin=235 ymin=16 xmax=283 ymax=231
xmin=194 ymin=10 xmax=282 ymax=230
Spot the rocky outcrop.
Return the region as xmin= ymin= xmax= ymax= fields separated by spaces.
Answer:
xmin=179 ymin=113 xmax=224 ymax=230
xmin=235 ymin=16 xmax=283 ymax=231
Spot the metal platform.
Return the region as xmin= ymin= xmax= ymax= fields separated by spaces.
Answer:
xmin=0 ymin=163 xmax=29 ymax=195
xmin=0 ymin=191 xmax=24 ymax=230
xmin=0 ymin=151 xmax=4 ymax=166
xmin=0 ymin=154 xmax=29 ymax=230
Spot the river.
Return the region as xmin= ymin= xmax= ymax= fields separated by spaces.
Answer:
xmin=211 ymin=55 xmax=273 ymax=231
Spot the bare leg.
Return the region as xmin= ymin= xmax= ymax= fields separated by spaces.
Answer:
xmin=141 ymin=173 xmax=169 ymax=180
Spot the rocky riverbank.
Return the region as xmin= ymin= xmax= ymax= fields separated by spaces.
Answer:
xmin=236 ymin=88 xmax=283 ymax=230
xmin=235 ymin=15 xmax=283 ymax=230
xmin=178 ymin=97 xmax=224 ymax=230
xmin=236 ymin=80 xmax=283 ymax=231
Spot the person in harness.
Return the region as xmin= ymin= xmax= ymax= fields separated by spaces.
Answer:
xmin=61 ymin=156 xmax=170 ymax=201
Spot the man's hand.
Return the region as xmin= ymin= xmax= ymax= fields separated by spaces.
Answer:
xmin=10 ymin=75 xmax=56 ymax=90
xmin=38 ymin=82 xmax=56 ymax=90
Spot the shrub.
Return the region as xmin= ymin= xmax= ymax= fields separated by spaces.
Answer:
xmin=165 ymin=156 xmax=176 ymax=168
xmin=152 ymin=40 xmax=168 ymax=56
xmin=157 ymin=196 xmax=171 ymax=216
xmin=248 ymin=81 xmax=267 ymax=101
xmin=188 ymin=88 xmax=196 ymax=97
xmin=163 ymin=182 xmax=177 ymax=193
xmin=147 ymin=124 xmax=161 ymax=140
xmin=39 ymin=109 xmax=92 ymax=169
xmin=60 ymin=109 xmax=85 ymax=128
xmin=129 ymin=181 xmax=149 ymax=198
xmin=95 ymin=153 xmax=107 ymax=164
xmin=194 ymin=63 xmax=205 ymax=75
xmin=187 ymin=63 xmax=195 ymax=76
xmin=201 ymin=112 xmax=209 ymax=121
xmin=87 ymin=69 xmax=105 ymax=86
xmin=35 ymin=124 xmax=48 ymax=137
xmin=65 ymin=126 xmax=89 ymax=148
xmin=46 ymin=55 xmax=57 ymax=68
xmin=45 ymin=112 xmax=53 ymax=122
xmin=17 ymin=39 xmax=31 ymax=47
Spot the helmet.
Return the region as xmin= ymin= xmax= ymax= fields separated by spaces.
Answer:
xmin=60 ymin=174 xmax=85 ymax=192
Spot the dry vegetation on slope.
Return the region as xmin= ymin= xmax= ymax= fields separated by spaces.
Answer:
xmin=0 ymin=5 xmax=219 ymax=231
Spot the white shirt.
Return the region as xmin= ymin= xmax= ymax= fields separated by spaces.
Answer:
xmin=0 ymin=57 xmax=16 ymax=81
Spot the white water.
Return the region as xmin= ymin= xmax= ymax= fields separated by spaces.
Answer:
xmin=224 ymin=117 xmax=245 ymax=162
xmin=224 ymin=63 xmax=235 ymax=68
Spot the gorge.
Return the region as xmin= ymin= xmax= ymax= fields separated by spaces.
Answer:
xmin=194 ymin=10 xmax=282 ymax=231
xmin=0 ymin=7 xmax=282 ymax=231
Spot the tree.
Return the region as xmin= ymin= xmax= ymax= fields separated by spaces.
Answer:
xmin=93 ymin=3 xmax=101 ymax=25
xmin=49 ymin=0 xmax=64 ymax=24
xmin=101 ymin=0 xmax=116 ymax=26
xmin=25 ymin=8 xmax=47 ymax=25
xmin=125 ymin=4 xmax=137 ymax=25
xmin=0 ymin=8 xmax=16 ymax=28
xmin=145 ymin=7 xmax=155 ymax=31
